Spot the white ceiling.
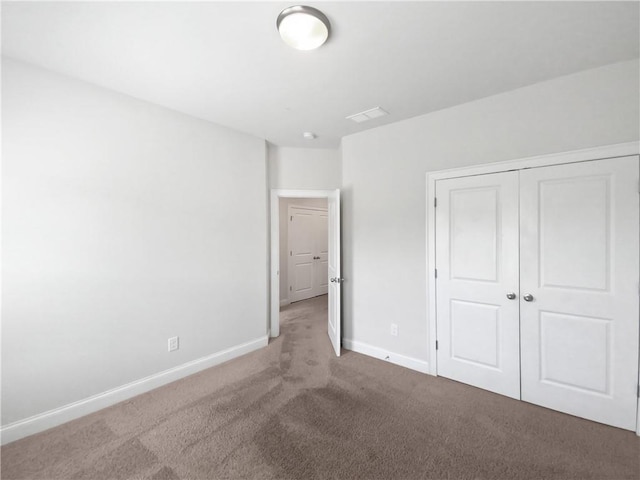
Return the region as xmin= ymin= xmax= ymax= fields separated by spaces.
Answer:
xmin=2 ymin=1 xmax=639 ymax=148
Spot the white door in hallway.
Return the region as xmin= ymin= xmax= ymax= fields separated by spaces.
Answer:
xmin=289 ymin=206 xmax=328 ymax=302
xmin=435 ymin=171 xmax=521 ymax=399
xmin=519 ymin=157 xmax=639 ymax=430
xmin=327 ymin=189 xmax=341 ymax=357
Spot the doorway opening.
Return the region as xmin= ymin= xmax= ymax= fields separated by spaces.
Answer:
xmin=279 ymin=198 xmax=329 ymax=354
xmin=269 ymin=189 xmax=341 ymax=356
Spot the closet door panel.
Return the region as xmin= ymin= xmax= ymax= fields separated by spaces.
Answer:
xmin=289 ymin=207 xmax=328 ymax=302
xmin=520 ymin=156 xmax=639 ymax=430
xmin=435 ymin=171 xmax=520 ymax=399
xmin=289 ymin=208 xmax=315 ymax=302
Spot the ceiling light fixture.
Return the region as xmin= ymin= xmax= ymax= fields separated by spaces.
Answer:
xmin=277 ymin=5 xmax=330 ymax=51
xmin=303 ymin=132 xmax=316 ymax=140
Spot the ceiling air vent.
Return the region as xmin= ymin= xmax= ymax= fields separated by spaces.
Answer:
xmin=346 ymin=107 xmax=389 ymax=123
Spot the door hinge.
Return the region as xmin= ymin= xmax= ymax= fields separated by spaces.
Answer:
xmin=290 ymin=215 xmax=293 ymax=221
xmin=289 ymin=286 xmax=292 ymax=292
xmin=637 ymin=384 xmax=640 ymax=398
xmin=434 ymin=197 xmax=437 ymax=207
xmin=434 ymin=268 xmax=438 ymax=278
xmin=290 ymin=251 xmax=292 ymax=256
xmin=435 ymin=340 xmax=439 ymax=350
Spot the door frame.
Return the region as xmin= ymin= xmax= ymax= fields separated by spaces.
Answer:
xmin=270 ymin=189 xmax=336 ymax=338
xmin=425 ymin=141 xmax=640 ymax=435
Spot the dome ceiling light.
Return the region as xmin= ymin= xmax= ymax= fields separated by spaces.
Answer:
xmin=277 ymin=5 xmax=331 ymax=51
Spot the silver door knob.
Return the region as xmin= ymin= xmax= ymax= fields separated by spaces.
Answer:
xmin=506 ymin=292 xmax=516 ymax=300
xmin=330 ymin=277 xmax=336 ymax=283
xmin=523 ymin=294 xmax=534 ymax=302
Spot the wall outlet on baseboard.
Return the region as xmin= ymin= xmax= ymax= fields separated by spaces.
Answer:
xmin=168 ymin=336 xmax=179 ymax=352
xmin=390 ymin=323 xmax=398 ymax=336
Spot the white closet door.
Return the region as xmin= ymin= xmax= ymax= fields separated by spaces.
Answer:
xmin=289 ymin=208 xmax=315 ymax=302
xmin=520 ymin=156 xmax=639 ymax=430
xmin=289 ymin=206 xmax=328 ymax=302
xmin=435 ymin=171 xmax=521 ymax=399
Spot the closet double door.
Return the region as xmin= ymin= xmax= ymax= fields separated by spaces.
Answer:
xmin=435 ymin=156 xmax=639 ymax=430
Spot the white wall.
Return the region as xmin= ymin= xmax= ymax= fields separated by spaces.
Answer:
xmin=341 ymin=59 xmax=640 ymax=366
xmin=279 ymin=198 xmax=328 ymax=304
xmin=1 ymin=59 xmax=269 ymax=428
xmin=268 ymin=146 xmax=341 ymax=190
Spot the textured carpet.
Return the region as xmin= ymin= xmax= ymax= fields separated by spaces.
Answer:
xmin=2 ymin=294 xmax=639 ymax=479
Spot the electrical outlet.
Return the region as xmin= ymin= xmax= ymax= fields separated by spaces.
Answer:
xmin=390 ymin=323 xmax=398 ymax=336
xmin=168 ymin=336 xmax=179 ymax=352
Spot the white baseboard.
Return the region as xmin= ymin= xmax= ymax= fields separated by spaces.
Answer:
xmin=342 ymin=338 xmax=430 ymax=375
xmin=0 ymin=335 xmax=268 ymax=445
xmin=280 ymin=299 xmax=290 ymax=307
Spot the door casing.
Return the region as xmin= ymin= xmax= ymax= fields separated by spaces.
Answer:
xmin=425 ymin=141 xmax=640 ymax=436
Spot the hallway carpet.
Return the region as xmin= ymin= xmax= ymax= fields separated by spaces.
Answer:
xmin=2 ymin=295 xmax=639 ymax=479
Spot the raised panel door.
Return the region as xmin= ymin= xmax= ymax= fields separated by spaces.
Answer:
xmin=435 ymin=171 xmax=521 ymax=399
xmin=520 ymin=156 xmax=639 ymax=430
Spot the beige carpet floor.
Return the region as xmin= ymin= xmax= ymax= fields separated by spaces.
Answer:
xmin=2 ymin=294 xmax=639 ymax=479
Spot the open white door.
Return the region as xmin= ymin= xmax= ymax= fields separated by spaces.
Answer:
xmin=327 ymin=189 xmax=341 ymax=356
